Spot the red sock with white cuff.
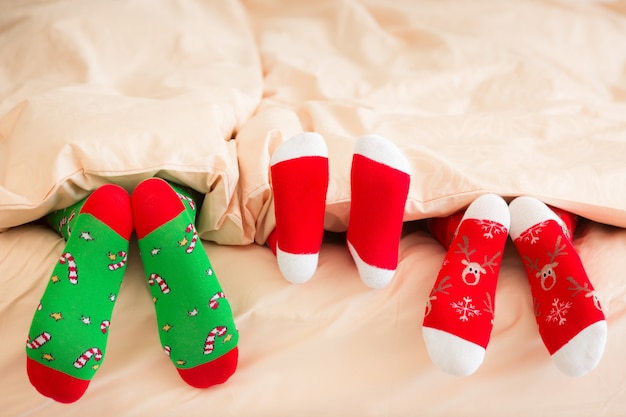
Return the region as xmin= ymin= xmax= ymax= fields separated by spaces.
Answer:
xmin=347 ymin=134 xmax=410 ymax=289
xmin=422 ymin=194 xmax=509 ymax=376
xmin=509 ymin=196 xmax=607 ymax=376
xmin=269 ymin=132 xmax=329 ymax=284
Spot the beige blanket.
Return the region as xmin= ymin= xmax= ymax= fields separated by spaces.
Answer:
xmin=2 ymin=0 xmax=626 ymax=240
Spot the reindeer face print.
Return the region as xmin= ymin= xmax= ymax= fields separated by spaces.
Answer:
xmin=460 ymin=260 xmax=487 ymax=286
xmin=536 ymin=262 xmax=558 ymax=290
xmin=523 ymin=235 xmax=567 ymax=291
xmin=455 ymin=236 xmax=501 ymax=286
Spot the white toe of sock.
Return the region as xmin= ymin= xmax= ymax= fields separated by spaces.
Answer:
xmin=422 ymin=327 xmax=486 ymax=377
xmin=276 ymin=247 xmax=319 ymax=284
xmin=353 ymin=134 xmax=411 ymax=175
xmin=462 ymin=193 xmax=510 ymax=229
xmin=271 ymin=132 xmax=328 ymax=166
xmin=347 ymin=241 xmax=395 ymax=289
xmin=551 ymin=320 xmax=607 ymax=377
xmin=508 ymin=196 xmax=566 ymax=241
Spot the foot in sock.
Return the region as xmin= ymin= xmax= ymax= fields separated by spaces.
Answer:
xmin=269 ymin=132 xmax=329 ymax=283
xmin=422 ymin=194 xmax=509 ymax=376
xmin=26 ymin=184 xmax=133 ymax=403
xmin=132 ymin=178 xmax=239 ymax=388
xmin=347 ymin=134 xmax=410 ymax=289
xmin=509 ymin=196 xmax=606 ymax=376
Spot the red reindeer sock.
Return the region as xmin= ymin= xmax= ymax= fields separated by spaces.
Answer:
xmin=422 ymin=194 xmax=509 ymax=376
xmin=509 ymin=196 xmax=606 ymax=376
xmin=347 ymin=135 xmax=410 ymax=288
xmin=270 ymin=132 xmax=329 ymax=283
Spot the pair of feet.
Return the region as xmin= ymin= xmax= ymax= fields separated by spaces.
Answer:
xmin=26 ymin=178 xmax=238 ymax=403
xmin=269 ymin=133 xmax=606 ymax=377
xmin=423 ymin=194 xmax=607 ymax=377
xmin=268 ymin=132 xmax=411 ymax=288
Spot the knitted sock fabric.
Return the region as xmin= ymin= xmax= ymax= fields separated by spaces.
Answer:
xmin=509 ymin=196 xmax=607 ymax=376
xmin=26 ymin=184 xmax=132 ymax=403
xmin=422 ymin=194 xmax=509 ymax=376
xmin=346 ymin=134 xmax=410 ymax=289
xmin=132 ymin=178 xmax=239 ymax=388
xmin=269 ymin=132 xmax=329 ymax=283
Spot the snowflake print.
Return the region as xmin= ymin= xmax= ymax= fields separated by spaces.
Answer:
xmin=546 ymin=298 xmax=572 ymax=326
xmin=451 ymin=296 xmax=481 ymax=322
xmin=518 ymin=221 xmax=549 ymax=244
xmin=477 ymin=220 xmax=508 ymax=239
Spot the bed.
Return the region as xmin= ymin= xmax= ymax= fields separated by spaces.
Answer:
xmin=2 ymin=0 xmax=626 ymax=416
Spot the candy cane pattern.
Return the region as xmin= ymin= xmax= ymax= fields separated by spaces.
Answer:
xmin=59 ymin=252 xmax=78 ymax=284
xmin=204 ymin=326 xmax=228 ymax=355
xmin=108 ymin=251 xmax=128 ymax=271
xmin=57 ymin=217 xmax=67 ymax=234
xmin=148 ymin=273 xmax=170 ymax=294
xmin=57 ymin=211 xmax=76 ymax=237
xmin=26 ymin=332 xmax=52 ymax=350
xmin=176 ymin=192 xmax=195 ymax=211
xmin=73 ymin=347 xmax=103 ymax=369
xmin=164 ymin=345 xmax=171 ymax=357
xmin=184 ymin=224 xmax=197 ymax=254
xmin=209 ymin=292 xmax=226 ymax=310
xmin=100 ymin=320 xmax=110 ymax=334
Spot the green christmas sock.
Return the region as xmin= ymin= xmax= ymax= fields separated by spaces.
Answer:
xmin=26 ymin=184 xmax=133 ymax=403
xmin=131 ymin=178 xmax=239 ymax=388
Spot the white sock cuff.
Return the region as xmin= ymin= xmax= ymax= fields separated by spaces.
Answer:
xmin=462 ymin=194 xmax=510 ymax=230
xmin=353 ymin=134 xmax=411 ymax=175
xmin=508 ymin=196 xmax=565 ymax=241
xmin=271 ymin=132 xmax=328 ymax=166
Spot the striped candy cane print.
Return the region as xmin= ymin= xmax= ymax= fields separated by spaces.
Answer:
xmin=107 ymin=251 xmax=128 ymax=271
xmin=26 ymin=332 xmax=52 ymax=350
xmin=176 ymin=192 xmax=196 ymax=211
xmin=57 ymin=211 xmax=76 ymax=237
xmin=59 ymin=252 xmax=78 ymax=284
xmin=184 ymin=224 xmax=197 ymax=254
xmin=100 ymin=320 xmax=110 ymax=334
xmin=73 ymin=347 xmax=103 ymax=369
xmin=148 ymin=273 xmax=170 ymax=294
xmin=204 ymin=326 xmax=228 ymax=355
xmin=208 ymin=292 xmax=226 ymax=310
